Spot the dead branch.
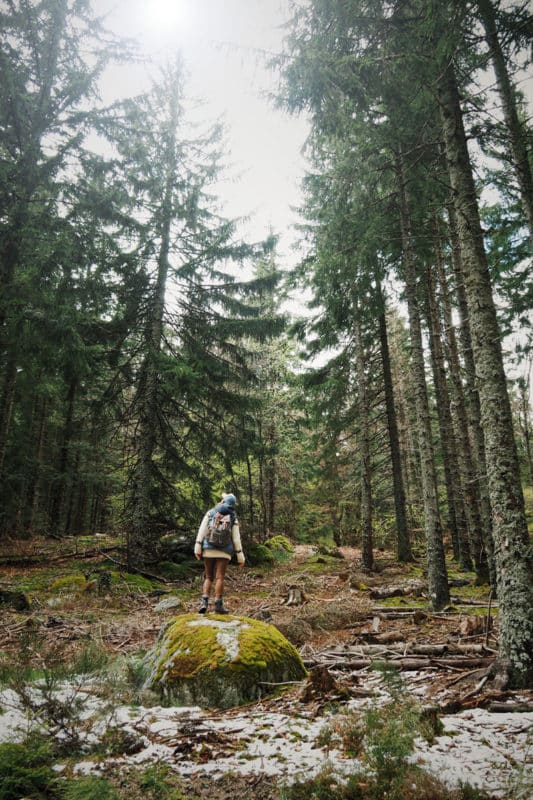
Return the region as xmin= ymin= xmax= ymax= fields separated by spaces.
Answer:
xmin=0 ymin=544 xmax=121 ymax=567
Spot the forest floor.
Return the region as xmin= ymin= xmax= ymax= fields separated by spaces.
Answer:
xmin=0 ymin=531 xmax=532 ymax=799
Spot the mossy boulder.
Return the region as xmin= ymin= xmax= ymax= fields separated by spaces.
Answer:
xmin=143 ymin=613 xmax=307 ymax=709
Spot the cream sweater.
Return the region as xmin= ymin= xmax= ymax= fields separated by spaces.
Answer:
xmin=194 ymin=510 xmax=245 ymax=564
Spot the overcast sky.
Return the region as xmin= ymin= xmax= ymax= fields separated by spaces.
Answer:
xmin=93 ymin=0 xmax=310 ymax=270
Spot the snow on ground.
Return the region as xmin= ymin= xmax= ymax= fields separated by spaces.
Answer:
xmin=1 ymin=684 xmax=532 ymax=798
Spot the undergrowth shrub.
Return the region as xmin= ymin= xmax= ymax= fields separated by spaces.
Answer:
xmin=62 ymin=776 xmax=119 ymax=800
xmin=0 ymin=632 xmax=126 ymax=757
xmin=246 ymin=543 xmax=276 ymax=566
xmin=0 ymin=740 xmax=58 ymax=800
xmin=302 ymin=665 xmax=493 ymax=800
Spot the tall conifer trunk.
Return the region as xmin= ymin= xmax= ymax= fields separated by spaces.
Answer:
xmin=49 ymin=377 xmax=77 ymax=537
xmin=129 ymin=177 xmax=173 ymax=568
xmin=436 ymin=233 xmax=490 ymax=583
xmin=354 ymin=312 xmax=373 ymax=571
xmin=395 ymin=152 xmax=449 ymax=610
xmin=447 ymin=202 xmax=495 ymax=585
xmin=424 ymin=260 xmax=472 ymax=570
xmin=128 ymin=80 xmax=179 ymax=569
xmin=376 ymin=281 xmax=411 ymax=562
xmin=438 ymin=61 xmax=532 ymax=686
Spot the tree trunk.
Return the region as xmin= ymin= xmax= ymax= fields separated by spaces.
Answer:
xmin=377 ymin=282 xmax=412 ymax=561
xmin=246 ymin=453 xmax=255 ymax=526
xmin=477 ymin=0 xmax=533 ymax=244
xmin=395 ymin=151 xmax=449 ymax=610
xmin=0 ymin=354 xmax=18 ymax=476
xmin=517 ymin=376 xmax=533 ymax=483
xmin=436 ymin=230 xmax=490 ymax=583
xmin=447 ymin=201 xmax=496 ymax=586
xmin=23 ymin=395 xmax=48 ymax=534
xmin=354 ymin=313 xmax=373 ymax=572
xmin=438 ymin=61 xmax=533 ymax=686
xmin=49 ymin=377 xmax=77 ymax=537
xmin=424 ymin=259 xmax=472 ymax=571
xmin=265 ymin=422 xmax=276 ymax=533
xmin=129 ymin=217 xmax=171 ymax=568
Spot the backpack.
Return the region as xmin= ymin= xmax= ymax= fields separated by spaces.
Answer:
xmin=205 ymin=506 xmax=235 ymax=549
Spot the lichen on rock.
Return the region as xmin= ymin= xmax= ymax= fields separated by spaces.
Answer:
xmin=143 ymin=613 xmax=307 ymax=709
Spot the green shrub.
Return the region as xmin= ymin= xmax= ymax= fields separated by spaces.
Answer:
xmin=246 ymin=543 xmax=276 ymax=566
xmin=0 ymin=741 xmax=57 ymax=800
xmin=156 ymin=561 xmax=193 ymax=579
xmin=62 ymin=776 xmax=119 ymax=800
xmin=71 ymin=643 xmax=110 ymax=676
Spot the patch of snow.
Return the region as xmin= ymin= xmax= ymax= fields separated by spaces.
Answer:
xmin=1 ymin=682 xmax=531 ymax=797
xmin=413 ymin=708 xmax=533 ymax=799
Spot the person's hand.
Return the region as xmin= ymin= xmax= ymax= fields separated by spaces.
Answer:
xmin=239 ymin=561 xmax=245 ymax=568
xmin=195 ymin=553 xmax=202 ymax=561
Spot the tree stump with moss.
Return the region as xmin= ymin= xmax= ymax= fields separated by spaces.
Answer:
xmin=143 ymin=613 xmax=308 ymax=709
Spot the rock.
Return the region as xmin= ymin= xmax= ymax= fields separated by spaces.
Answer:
xmin=0 ymin=589 xmax=30 ymax=611
xmin=154 ymin=596 xmax=182 ymax=613
xmin=143 ymin=613 xmax=307 ymax=709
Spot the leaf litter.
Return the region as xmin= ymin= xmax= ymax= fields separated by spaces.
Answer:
xmin=0 ymin=540 xmax=532 ymax=798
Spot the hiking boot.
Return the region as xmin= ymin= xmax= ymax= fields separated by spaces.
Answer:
xmin=198 ymin=596 xmax=209 ymax=614
xmin=214 ymin=599 xmax=229 ymax=615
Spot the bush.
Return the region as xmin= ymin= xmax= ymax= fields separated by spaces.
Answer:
xmin=62 ymin=776 xmax=119 ymax=800
xmin=0 ymin=740 xmax=57 ymax=800
xmin=246 ymin=543 xmax=276 ymax=566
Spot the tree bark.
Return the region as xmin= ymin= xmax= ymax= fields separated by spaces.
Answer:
xmin=447 ymin=201 xmax=496 ymax=586
xmin=395 ymin=151 xmax=450 ymax=610
xmin=517 ymin=376 xmax=533 ymax=483
xmin=377 ymin=282 xmax=412 ymax=562
xmin=23 ymin=395 xmax=48 ymax=534
xmin=438 ymin=61 xmax=533 ymax=687
xmin=354 ymin=313 xmax=373 ymax=572
xmin=436 ymin=228 xmax=490 ymax=583
xmin=424 ymin=259 xmax=472 ymax=571
xmin=49 ymin=377 xmax=77 ymax=537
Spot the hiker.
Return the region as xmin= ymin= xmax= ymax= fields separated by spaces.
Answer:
xmin=194 ymin=492 xmax=245 ymax=614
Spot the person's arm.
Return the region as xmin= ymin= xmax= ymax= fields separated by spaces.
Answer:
xmin=194 ymin=512 xmax=210 ymax=559
xmin=231 ymin=522 xmax=245 ymax=566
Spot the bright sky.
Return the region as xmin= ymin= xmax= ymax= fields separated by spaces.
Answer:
xmin=93 ymin=0 xmax=310 ymax=270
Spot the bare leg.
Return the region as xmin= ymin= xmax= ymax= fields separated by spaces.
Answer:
xmin=213 ymin=558 xmax=228 ymax=600
xmin=199 ymin=559 xmax=216 ymax=612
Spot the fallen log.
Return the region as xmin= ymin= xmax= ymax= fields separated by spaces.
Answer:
xmin=328 ymin=643 xmax=493 ymax=657
xmin=303 ymin=656 xmax=495 ymax=671
xmin=0 ymin=544 xmax=121 ymax=567
xmin=369 ymin=580 xmax=426 ymax=599
xmin=487 ymin=702 xmax=533 ymax=713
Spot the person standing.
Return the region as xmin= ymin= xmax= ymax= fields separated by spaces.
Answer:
xmin=194 ymin=492 xmax=245 ymax=614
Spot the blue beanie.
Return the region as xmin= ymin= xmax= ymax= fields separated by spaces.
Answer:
xmin=222 ymin=493 xmax=236 ymax=508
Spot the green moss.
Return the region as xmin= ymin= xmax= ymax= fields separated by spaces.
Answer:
xmin=116 ymin=573 xmax=155 ymax=593
xmin=380 ymin=596 xmax=427 ymax=608
xmin=265 ymin=535 xmax=294 ymax=553
xmin=50 ymin=575 xmax=87 ymax=593
xmin=156 ymin=561 xmax=193 ymax=580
